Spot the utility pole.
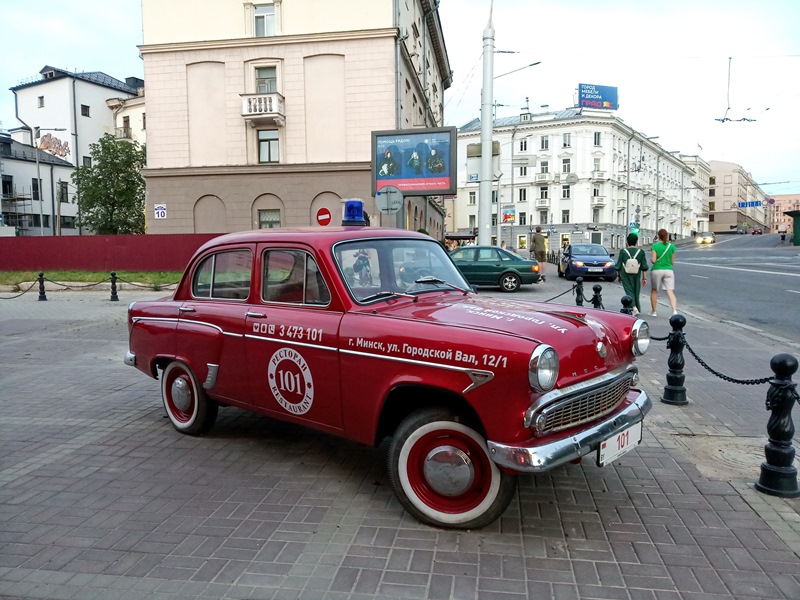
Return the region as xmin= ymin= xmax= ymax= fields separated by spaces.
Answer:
xmin=477 ymin=3 xmax=495 ymax=246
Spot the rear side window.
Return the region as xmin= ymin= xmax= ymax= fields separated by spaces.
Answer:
xmin=262 ymin=250 xmax=331 ymax=305
xmin=192 ymin=250 xmax=252 ymax=300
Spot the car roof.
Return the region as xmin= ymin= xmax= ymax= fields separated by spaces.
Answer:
xmin=195 ymin=227 xmax=433 ymax=253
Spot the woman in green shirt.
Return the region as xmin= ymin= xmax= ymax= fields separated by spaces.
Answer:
xmin=649 ymin=228 xmax=677 ymax=317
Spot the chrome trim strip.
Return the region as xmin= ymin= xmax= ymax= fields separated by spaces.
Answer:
xmin=124 ymin=351 xmax=136 ymax=367
xmin=488 ymin=390 xmax=651 ymax=473
xmin=131 ymin=316 xmax=238 ymax=337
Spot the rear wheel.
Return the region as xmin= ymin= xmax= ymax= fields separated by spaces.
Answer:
xmin=499 ymin=272 xmax=521 ymax=293
xmin=387 ymin=408 xmax=517 ymax=529
xmin=565 ymin=267 xmax=575 ymax=281
xmin=161 ymin=361 xmax=218 ymax=435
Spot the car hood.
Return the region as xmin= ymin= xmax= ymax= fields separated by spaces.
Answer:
xmin=370 ymin=293 xmax=634 ymax=383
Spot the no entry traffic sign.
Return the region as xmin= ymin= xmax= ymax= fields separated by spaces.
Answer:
xmin=316 ymin=207 xmax=332 ymax=226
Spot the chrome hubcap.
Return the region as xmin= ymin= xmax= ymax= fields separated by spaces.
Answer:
xmin=423 ymin=445 xmax=474 ymax=496
xmin=171 ymin=376 xmax=192 ymax=412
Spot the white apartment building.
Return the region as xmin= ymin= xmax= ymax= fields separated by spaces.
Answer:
xmin=707 ymin=160 xmax=769 ymax=233
xmin=139 ymin=0 xmax=451 ymax=235
xmin=450 ymin=108 xmax=707 ymax=252
xmin=0 ymin=132 xmax=79 ymax=236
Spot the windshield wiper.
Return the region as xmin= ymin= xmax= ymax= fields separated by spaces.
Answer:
xmin=360 ymin=290 xmax=419 ymax=303
xmin=413 ymin=275 xmax=472 ymax=295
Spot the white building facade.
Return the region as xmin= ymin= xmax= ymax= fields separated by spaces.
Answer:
xmin=139 ymin=0 xmax=451 ymax=236
xmin=450 ymin=108 xmax=707 ymax=252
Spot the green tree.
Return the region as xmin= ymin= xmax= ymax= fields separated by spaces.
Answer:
xmin=71 ymin=134 xmax=146 ymax=234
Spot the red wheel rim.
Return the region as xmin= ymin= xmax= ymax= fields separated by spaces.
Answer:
xmin=404 ymin=428 xmax=493 ymax=514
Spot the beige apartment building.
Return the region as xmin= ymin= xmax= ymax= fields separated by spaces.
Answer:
xmin=707 ymin=160 xmax=768 ymax=234
xmin=769 ymin=193 xmax=799 ymax=234
xmin=140 ymin=0 xmax=450 ymax=235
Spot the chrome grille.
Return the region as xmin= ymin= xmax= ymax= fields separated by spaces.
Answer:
xmin=534 ymin=375 xmax=632 ymax=435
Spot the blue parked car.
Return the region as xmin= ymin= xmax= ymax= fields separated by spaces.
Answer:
xmin=558 ymin=243 xmax=616 ymax=282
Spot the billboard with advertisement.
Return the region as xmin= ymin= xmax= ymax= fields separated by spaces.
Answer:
xmin=371 ymin=127 xmax=457 ymax=196
xmin=578 ymin=83 xmax=618 ymax=110
xmin=501 ymin=206 xmax=516 ymax=223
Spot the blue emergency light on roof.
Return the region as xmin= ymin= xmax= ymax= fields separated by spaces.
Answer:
xmin=342 ymin=199 xmax=367 ymax=226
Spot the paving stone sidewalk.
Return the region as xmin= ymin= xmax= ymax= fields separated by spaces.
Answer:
xmin=0 ymin=288 xmax=798 ymax=600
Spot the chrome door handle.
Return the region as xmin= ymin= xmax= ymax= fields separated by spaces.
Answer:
xmin=246 ymin=312 xmax=266 ymax=318
xmin=178 ymin=307 xmax=195 ymax=313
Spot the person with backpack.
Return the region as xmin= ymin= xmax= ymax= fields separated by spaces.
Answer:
xmin=615 ymin=233 xmax=648 ymax=315
xmin=649 ymin=228 xmax=677 ymax=317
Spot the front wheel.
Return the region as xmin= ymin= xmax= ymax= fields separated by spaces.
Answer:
xmin=161 ymin=361 xmax=218 ymax=435
xmin=499 ymin=272 xmax=521 ymax=293
xmin=558 ymin=264 xmax=565 ymax=278
xmin=387 ymin=408 xmax=517 ymax=529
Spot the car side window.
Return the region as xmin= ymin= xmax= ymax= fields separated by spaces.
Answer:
xmin=262 ymin=250 xmax=331 ymax=305
xmin=192 ymin=250 xmax=252 ymax=300
xmin=477 ymin=248 xmax=499 ymax=262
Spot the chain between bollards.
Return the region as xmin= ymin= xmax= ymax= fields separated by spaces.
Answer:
xmin=755 ymin=353 xmax=800 ymax=498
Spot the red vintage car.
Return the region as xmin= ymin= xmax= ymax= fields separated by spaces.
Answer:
xmin=126 ymin=226 xmax=651 ymax=529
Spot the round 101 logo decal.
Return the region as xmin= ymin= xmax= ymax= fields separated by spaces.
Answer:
xmin=268 ymin=348 xmax=314 ymax=415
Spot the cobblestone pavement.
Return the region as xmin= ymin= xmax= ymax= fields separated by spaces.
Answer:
xmin=0 ymin=285 xmax=798 ymax=600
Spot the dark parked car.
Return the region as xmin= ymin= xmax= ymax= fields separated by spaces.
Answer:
xmin=449 ymin=245 xmax=541 ymax=292
xmin=558 ymin=243 xmax=616 ymax=281
xmin=752 ymin=229 xmax=763 ymax=235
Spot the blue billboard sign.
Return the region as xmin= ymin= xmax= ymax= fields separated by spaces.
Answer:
xmin=578 ymin=83 xmax=618 ymax=110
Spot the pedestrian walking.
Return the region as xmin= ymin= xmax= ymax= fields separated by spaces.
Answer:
xmin=532 ymin=226 xmax=548 ymax=281
xmin=615 ymin=233 xmax=648 ymax=315
xmin=649 ymin=228 xmax=677 ymax=317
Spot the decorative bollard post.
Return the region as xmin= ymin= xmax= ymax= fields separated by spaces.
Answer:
xmin=575 ymin=277 xmax=584 ymax=307
xmin=110 ymin=271 xmax=119 ymax=302
xmin=661 ymin=313 xmax=688 ymax=405
xmin=755 ymin=353 xmax=800 ymax=498
xmin=590 ymin=284 xmax=604 ymax=309
xmin=37 ymin=271 xmax=47 ymax=302
xmin=620 ymin=295 xmax=634 ymax=315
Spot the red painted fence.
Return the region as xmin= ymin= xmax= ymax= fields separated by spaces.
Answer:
xmin=0 ymin=234 xmax=222 ymax=272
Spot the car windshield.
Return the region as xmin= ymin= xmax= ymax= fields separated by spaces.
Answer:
xmin=572 ymin=244 xmax=607 ymax=256
xmin=334 ymin=238 xmax=471 ymax=303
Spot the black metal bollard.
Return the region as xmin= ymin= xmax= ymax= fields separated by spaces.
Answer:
xmin=575 ymin=277 xmax=584 ymax=307
xmin=620 ymin=295 xmax=634 ymax=315
xmin=37 ymin=271 xmax=47 ymax=302
xmin=590 ymin=284 xmax=603 ymax=309
xmin=661 ymin=313 xmax=688 ymax=405
xmin=755 ymin=353 xmax=800 ymax=498
xmin=110 ymin=271 xmax=119 ymax=302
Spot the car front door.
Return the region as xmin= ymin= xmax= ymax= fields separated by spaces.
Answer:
xmin=245 ymin=246 xmax=345 ymax=434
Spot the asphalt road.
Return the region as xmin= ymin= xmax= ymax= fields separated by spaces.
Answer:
xmin=673 ymin=233 xmax=800 ymax=344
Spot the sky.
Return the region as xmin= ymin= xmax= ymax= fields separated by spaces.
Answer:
xmin=1 ymin=0 xmax=797 ymax=195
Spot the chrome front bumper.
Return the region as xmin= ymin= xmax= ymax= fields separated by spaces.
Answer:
xmin=487 ymin=390 xmax=651 ymax=473
xmin=124 ymin=351 xmax=136 ymax=367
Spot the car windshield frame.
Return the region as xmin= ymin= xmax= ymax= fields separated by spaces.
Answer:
xmin=333 ymin=237 xmax=471 ymax=304
xmin=571 ymin=244 xmax=609 ymax=256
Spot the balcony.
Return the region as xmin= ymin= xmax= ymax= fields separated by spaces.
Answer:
xmin=591 ymin=170 xmax=606 ymax=181
xmin=115 ymin=127 xmax=132 ymax=140
xmin=616 ymin=198 xmax=626 ymax=208
xmin=535 ymin=198 xmax=550 ymax=208
xmin=534 ymin=172 xmax=551 ymax=183
xmin=591 ymin=196 xmax=606 ymax=207
xmin=241 ymin=92 xmax=286 ymax=127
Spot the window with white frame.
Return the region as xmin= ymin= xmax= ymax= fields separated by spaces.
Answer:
xmin=540 ymin=160 xmax=549 ymax=173
xmin=562 ymin=158 xmax=571 ymax=173
xmin=37 ymin=96 xmax=44 ymax=108
xmin=468 ymin=191 xmax=476 ymax=205
xmin=258 ymin=208 xmax=281 ymax=228
xmin=492 ymin=189 xmax=498 ymax=203
xmin=519 ymin=166 xmax=527 ymax=177
xmin=468 ymin=214 xmax=476 ymax=228
xmin=255 ymin=4 xmax=276 ymax=37
xmin=562 ymin=133 xmax=571 ymax=147
xmin=519 ymin=211 xmax=527 ymax=226
xmin=592 ymin=208 xmax=600 ymax=223
xmin=561 ymin=209 xmax=570 ymax=223
xmin=539 ymin=210 xmax=548 ymax=224
xmin=539 ymin=186 xmax=548 ymax=200
xmin=258 ymin=130 xmax=279 ymax=163
xmin=256 ymin=66 xmax=277 ymax=93
xmin=519 ymin=138 xmax=528 ymax=152
xmin=540 ymin=136 xmax=549 ymax=151
xmin=593 ymin=186 xmax=600 ymax=197
xmin=518 ymin=188 xmax=527 ymax=202
xmin=593 ymin=131 xmax=601 ymax=146
xmin=561 ymin=185 xmax=570 ymax=199
xmin=81 ymin=104 xmax=90 ymax=117
xmin=593 ymin=157 xmax=601 ymax=171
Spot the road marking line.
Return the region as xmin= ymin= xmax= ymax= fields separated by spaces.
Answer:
xmin=675 ymin=262 xmax=800 ymax=277
xmin=690 ymin=274 xmax=709 ymax=279
xmin=788 ymin=290 xmax=800 ymax=294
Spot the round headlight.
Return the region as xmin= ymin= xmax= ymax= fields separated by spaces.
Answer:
xmin=529 ymin=345 xmax=559 ymax=391
xmin=631 ymin=319 xmax=650 ymax=356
